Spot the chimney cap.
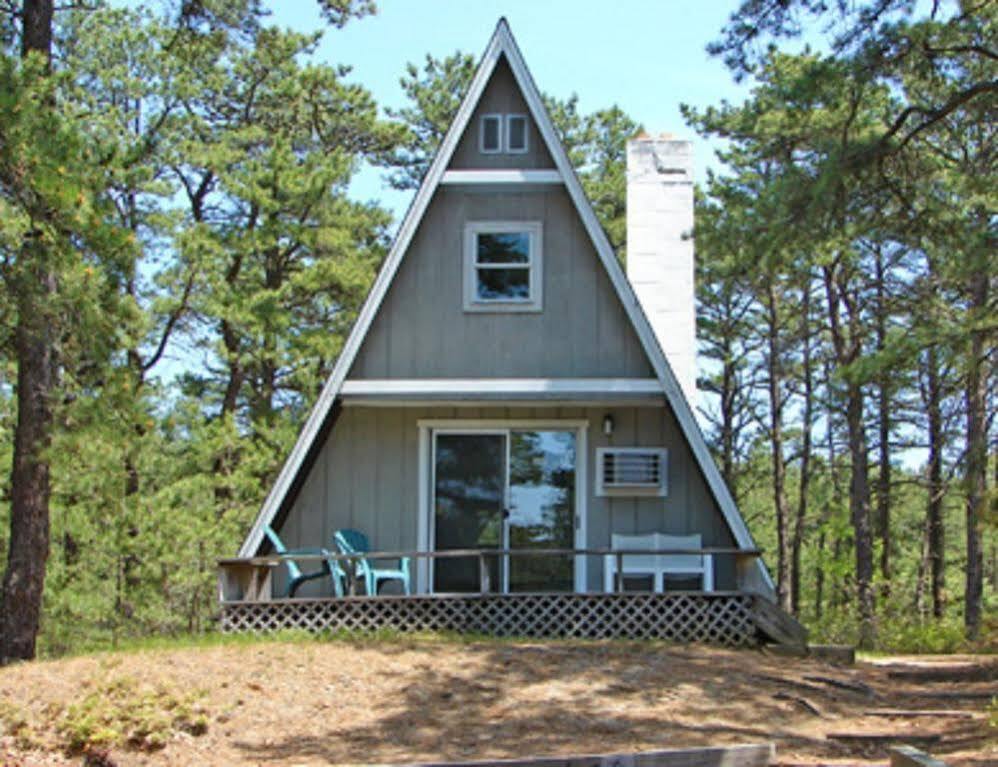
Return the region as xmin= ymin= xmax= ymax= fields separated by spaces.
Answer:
xmin=634 ymin=131 xmax=682 ymax=142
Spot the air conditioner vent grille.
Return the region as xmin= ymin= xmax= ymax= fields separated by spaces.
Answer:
xmin=597 ymin=448 xmax=668 ymax=496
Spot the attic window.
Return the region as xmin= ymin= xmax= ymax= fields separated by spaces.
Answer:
xmin=506 ymin=114 xmax=528 ymax=153
xmin=480 ymin=113 xmax=528 ymax=154
xmin=480 ymin=114 xmax=502 ymax=153
xmin=463 ymin=221 xmax=543 ymax=312
xmin=596 ymin=448 xmax=668 ymax=497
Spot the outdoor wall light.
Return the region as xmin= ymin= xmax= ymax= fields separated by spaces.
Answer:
xmin=603 ymin=414 xmax=615 ymax=436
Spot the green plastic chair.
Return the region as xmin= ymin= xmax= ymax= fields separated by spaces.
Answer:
xmin=333 ymin=529 xmax=411 ymax=596
xmin=264 ymin=526 xmax=345 ymax=598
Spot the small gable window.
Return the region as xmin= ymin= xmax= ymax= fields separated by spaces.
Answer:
xmin=463 ymin=221 xmax=543 ymax=312
xmin=506 ymin=114 xmax=528 ymax=153
xmin=480 ymin=113 xmax=529 ymax=154
xmin=480 ymin=114 xmax=502 ymax=153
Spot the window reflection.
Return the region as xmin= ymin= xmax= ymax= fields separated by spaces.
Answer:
xmin=508 ymin=431 xmax=575 ymax=592
xmin=434 ymin=434 xmax=504 ymax=592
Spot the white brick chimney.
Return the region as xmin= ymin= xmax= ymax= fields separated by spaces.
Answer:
xmin=626 ymin=136 xmax=696 ymax=404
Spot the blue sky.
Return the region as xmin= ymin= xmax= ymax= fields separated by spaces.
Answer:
xmin=269 ymin=0 xmax=755 ymax=219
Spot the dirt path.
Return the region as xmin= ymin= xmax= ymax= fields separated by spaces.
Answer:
xmin=0 ymin=638 xmax=994 ymax=766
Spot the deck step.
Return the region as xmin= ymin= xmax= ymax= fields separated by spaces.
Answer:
xmin=750 ymin=597 xmax=808 ymax=649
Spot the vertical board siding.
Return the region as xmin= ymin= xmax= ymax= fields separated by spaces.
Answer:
xmin=346 ymin=53 xmax=650 ymax=380
xmin=275 ymin=404 xmax=736 ymax=597
xmin=349 ymin=187 xmax=653 ymax=379
xmin=449 ymin=57 xmax=555 ymax=171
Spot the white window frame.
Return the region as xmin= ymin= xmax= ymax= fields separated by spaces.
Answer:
xmin=595 ymin=447 xmax=668 ymax=497
xmin=479 ymin=113 xmax=503 ymax=154
xmin=463 ymin=220 xmax=543 ymax=312
xmin=505 ymin=113 xmax=529 ymax=154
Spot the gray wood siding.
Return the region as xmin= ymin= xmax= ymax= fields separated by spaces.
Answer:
xmin=348 ymin=187 xmax=654 ymax=379
xmin=449 ymin=56 xmax=555 ymax=170
xmin=274 ymin=405 xmax=735 ymax=597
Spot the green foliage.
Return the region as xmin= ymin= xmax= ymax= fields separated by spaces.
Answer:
xmin=0 ymin=51 xmax=138 ymax=356
xmin=544 ymin=96 xmax=641 ymax=257
xmin=387 ymin=51 xmax=477 ymax=190
xmin=58 ymin=675 xmax=208 ymax=753
xmin=690 ymin=0 xmax=996 ymax=645
xmin=0 ymin=698 xmax=42 ymax=751
xmin=387 ymin=52 xmax=642 ymax=255
xmin=0 ymin=1 xmax=405 ymax=658
xmin=0 ymin=673 xmax=208 ymax=755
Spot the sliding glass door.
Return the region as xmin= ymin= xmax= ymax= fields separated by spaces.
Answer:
xmin=432 ymin=429 xmax=576 ymax=593
xmin=507 ymin=431 xmax=575 ymax=592
xmin=433 ymin=433 xmax=505 ymax=593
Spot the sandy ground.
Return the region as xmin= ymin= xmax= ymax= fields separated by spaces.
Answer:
xmin=0 ymin=637 xmax=994 ymax=766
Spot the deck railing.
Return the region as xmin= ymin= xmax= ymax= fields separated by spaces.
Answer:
xmin=217 ymin=547 xmax=767 ymax=603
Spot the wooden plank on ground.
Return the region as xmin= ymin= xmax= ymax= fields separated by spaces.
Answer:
xmin=391 ymin=742 xmax=775 ymax=767
xmin=773 ymin=692 xmax=822 ymax=716
xmin=865 ymin=709 xmax=981 ymax=719
xmin=912 ymin=690 xmax=996 ymax=701
xmin=827 ymin=733 xmax=941 ymax=748
xmin=802 ymin=675 xmax=875 ymax=698
xmin=889 ymin=745 xmax=948 ymax=767
xmin=885 ymin=665 xmax=996 ymax=683
xmin=807 ymin=645 xmax=855 ymax=665
xmin=750 ymin=674 xmax=827 ymax=696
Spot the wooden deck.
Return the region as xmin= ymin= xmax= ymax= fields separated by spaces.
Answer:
xmin=217 ymin=547 xmax=806 ymax=648
xmin=218 ymin=591 xmax=779 ymax=646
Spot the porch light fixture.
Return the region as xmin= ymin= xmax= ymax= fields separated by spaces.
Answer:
xmin=603 ymin=414 xmax=614 ymax=436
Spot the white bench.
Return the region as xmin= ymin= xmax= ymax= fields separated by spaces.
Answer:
xmin=604 ymin=532 xmax=714 ymax=593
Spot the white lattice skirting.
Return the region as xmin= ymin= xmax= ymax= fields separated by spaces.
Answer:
xmin=220 ymin=592 xmax=758 ymax=646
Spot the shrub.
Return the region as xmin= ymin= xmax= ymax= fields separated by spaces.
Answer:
xmin=55 ymin=675 xmax=208 ymax=754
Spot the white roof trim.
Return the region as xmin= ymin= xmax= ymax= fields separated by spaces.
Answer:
xmin=237 ymin=19 xmax=774 ymax=593
xmin=441 ymin=169 xmax=562 ymax=184
xmin=341 ymin=378 xmax=663 ymax=399
xmin=342 ymin=399 xmax=665 ymax=408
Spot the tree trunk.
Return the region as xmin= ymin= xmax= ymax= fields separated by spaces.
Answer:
xmin=874 ymin=248 xmax=892 ymax=589
xmin=814 ymin=529 xmax=825 ymax=621
xmin=20 ymin=0 xmax=53 ymax=61
xmin=822 ymin=262 xmax=875 ymax=648
xmin=963 ymin=269 xmax=987 ymax=639
xmin=720 ymin=345 xmax=738 ymax=496
xmin=925 ymin=345 xmax=946 ymax=618
xmin=214 ymin=249 xmax=246 ymax=509
xmin=0 ymin=0 xmax=56 ymax=665
xmin=764 ymin=282 xmax=792 ymax=612
xmin=791 ymin=278 xmax=814 ymax=615
xmin=845 ymin=381 xmax=876 ymax=648
xmin=914 ymin=514 xmax=930 ymax=617
xmin=815 ymin=358 xmax=839 ymax=623
xmin=1 ymin=282 xmax=56 ymax=662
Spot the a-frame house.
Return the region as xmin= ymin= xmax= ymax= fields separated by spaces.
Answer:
xmin=222 ymin=19 xmax=796 ymax=646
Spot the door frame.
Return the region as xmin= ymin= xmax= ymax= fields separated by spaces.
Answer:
xmin=417 ymin=419 xmax=589 ymax=595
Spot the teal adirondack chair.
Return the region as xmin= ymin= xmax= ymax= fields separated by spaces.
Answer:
xmin=333 ymin=529 xmax=411 ymax=596
xmin=264 ymin=526 xmax=345 ymax=598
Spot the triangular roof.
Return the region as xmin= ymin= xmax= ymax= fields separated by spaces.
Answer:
xmin=239 ymin=20 xmax=772 ymax=592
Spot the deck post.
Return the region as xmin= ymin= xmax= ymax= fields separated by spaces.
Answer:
xmin=217 ymin=561 xmax=274 ymax=602
xmin=735 ymin=551 xmax=770 ymax=595
xmin=479 ymin=553 xmax=491 ymax=594
xmin=615 ymin=552 xmax=624 ymax=593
